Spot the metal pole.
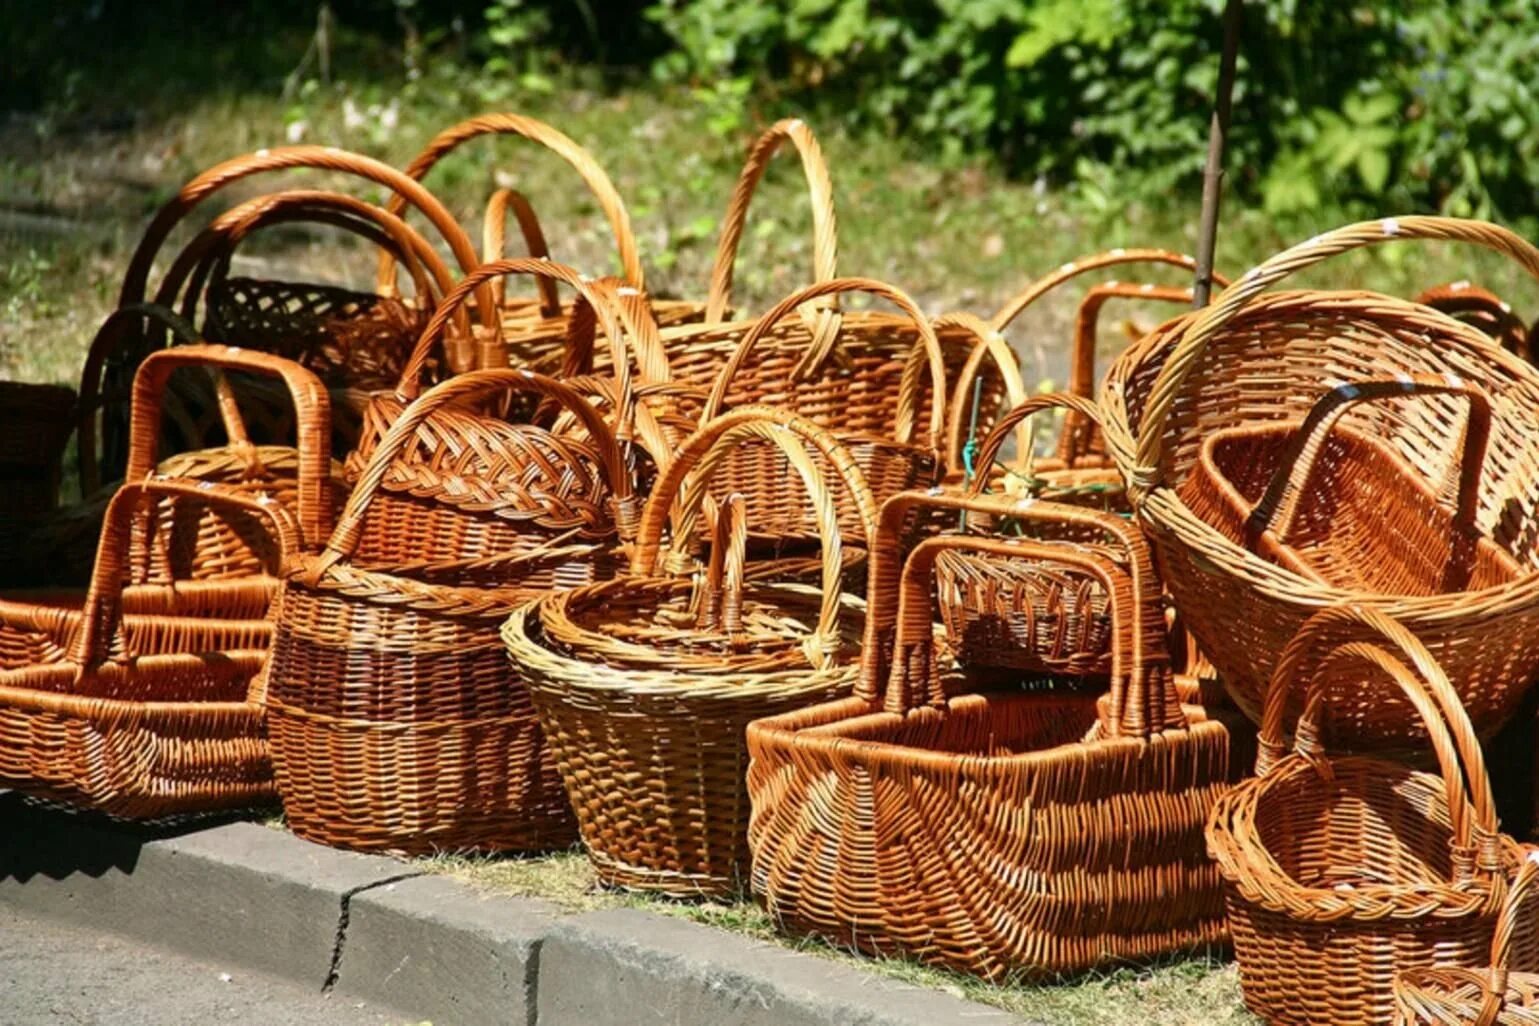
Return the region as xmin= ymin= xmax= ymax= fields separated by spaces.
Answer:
xmin=1193 ymin=0 xmax=1242 ymax=308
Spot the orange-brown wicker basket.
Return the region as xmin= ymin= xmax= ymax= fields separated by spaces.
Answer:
xmin=1206 ymin=604 xmax=1539 ymax=1026
xmin=746 ymin=486 xmax=1231 ymax=980
xmin=0 ymin=477 xmax=298 ymax=818
xmin=1101 ymin=216 xmax=1539 ymax=746
xmin=1179 ymin=374 xmax=1522 ymax=596
xmin=79 ymin=145 xmax=492 ymax=494
xmin=503 ymin=405 xmax=876 ymax=896
xmin=1416 ymin=281 xmax=1529 ymax=360
xmin=1394 ymin=849 xmax=1539 ymax=1026
xmin=266 ymin=366 xmax=636 ymax=854
xmin=378 ymin=112 xmax=702 ymax=369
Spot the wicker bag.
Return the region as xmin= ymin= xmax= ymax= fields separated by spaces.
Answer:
xmin=1207 ymin=604 xmax=1538 ymax=1026
xmin=378 ymin=112 xmax=702 ymax=369
xmin=746 ymin=486 xmax=1231 ymax=981
xmin=1101 ymin=216 xmax=1539 ymax=745
xmin=0 ymin=478 xmax=298 ymax=818
xmin=1416 ymin=281 xmax=1529 ymax=360
xmin=1180 ymin=374 xmax=1522 ymax=596
xmin=79 ymin=145 xmax=492 ymax=493
xmin=945 ymin=248 xmax=1226 ymax=492
xmin=503 ymin=405 xmax=877 ymax=896
xmin=1395 ymin=850 xmax=1539 ymax=1026
xmin=266 ymin=367 xmax=635 ymax=854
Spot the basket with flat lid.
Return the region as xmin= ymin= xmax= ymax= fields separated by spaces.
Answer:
xmin=1100 ymin=216 xmax=1539 ymax=745
xmin=503 ymin=405 xmax=876 ymax=896
xmin=1206 ymin=604 xmax=1539 ymax=1026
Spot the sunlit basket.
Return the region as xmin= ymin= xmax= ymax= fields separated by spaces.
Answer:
xmin=746 ymin=486 xmax=1231 ymax=980
xmin=1207 ymin=604 xmax=1539 ymax=1026
xmin=1416 ymin=280 xmax=1529 ymax=360
xmin=1101 ymin=216 xmax=1539 ymax=745
xmin=503 ymin=406 xmax=875 ymax=896
xmin=267 ymin=367 xmax=637 ymax=854
xmin=0 ymin=478 xmax=298 ymax=818
xmin=77 ymin=144 xmax=489 ymax=494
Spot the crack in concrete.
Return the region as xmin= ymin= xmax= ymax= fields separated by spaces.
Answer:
xmin=322 ymin=871 xmax=428 ymax=994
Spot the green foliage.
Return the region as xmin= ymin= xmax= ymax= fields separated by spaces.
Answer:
xmin=637 ymin=0 xmax=1539 ymax=224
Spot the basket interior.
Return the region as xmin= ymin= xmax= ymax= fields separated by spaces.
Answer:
xmin=804 ymin=687 xmax=1104 ymax=758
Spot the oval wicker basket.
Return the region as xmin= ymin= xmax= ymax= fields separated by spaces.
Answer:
xmin=746 ymin=486 xmax=1231 ymax=981
xmin=0 ymin=478 xmax=298 ymax=818
xmin=1206 ymin=603 xmax=1539 ymax=1026
xmin=267 ymin=367 xmax=635 ymax=854
xmin=503 ymin=405 xmax=876 ymax=897
xmin=1100 ymin=216 xmax=1539 ymax=745
xmin=1394 ymin=850 xmax=1539 ymax=1026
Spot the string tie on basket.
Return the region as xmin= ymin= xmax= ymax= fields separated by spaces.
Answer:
xmin=800 ymin=631 xmax=838 ymax=672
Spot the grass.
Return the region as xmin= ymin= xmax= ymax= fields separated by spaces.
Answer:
xmin=421 ymin=847 xmax=1257 ymax=1026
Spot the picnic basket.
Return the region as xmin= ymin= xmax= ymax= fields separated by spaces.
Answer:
xmin=379 ymin=112 xmax=702 ymax=368
xmin=1394 ymin=850 xmax=1539 ymax=1026
xmin=0 ymin=478 xmax=298 ymax=818
xmin=78 ymin=145 xmax=492 ymax=494
xmin=1100 ymin=216 xmax=1539 ymax=744
xmin=1179 ymin=373 xmax=1522 ymax=596
xmin=502 ymin=405 xmax=876 ymax=896
xmin=266 ymin=366 xmax=635 ymax=854
xmin=1206 ymin=604 xmax=1539 ymax=1026
xmin=745 ymin=486 xmax=1231 ymax=980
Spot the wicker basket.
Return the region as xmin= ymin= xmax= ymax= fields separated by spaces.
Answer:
xmin=1101 ymin=216 xmax=1539 ymax=745
xmin=267 ymin=367 xmax=636 ymax=854
xmin=1416 ymin=281 xmax=1529 ymax=360
xmin=379 ymin=112 xmax=702 ymax=370
xmin=79 ymin=144 xmax=491 ymax=494
xmin=503 ymin=405 xmax=877 ymax=896
xmin=944 ymin=248 xmax=1228 ymax=493
xmin=1394 ymin=850 xmax=1539 ymax=1026
xmin=1180 ymin=373 xmax=1522 ymax=596
xmin=746 ymin=486 xmax=1231 ymax=981
xmin=1207 ymin=604 xmax=1538 ymax=1026
xmin=0 ymin=478 xmax=298 ymax=818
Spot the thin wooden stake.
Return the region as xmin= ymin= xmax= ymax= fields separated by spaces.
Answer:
xmin=1193 ymin=0 xmax=1243 ymax=308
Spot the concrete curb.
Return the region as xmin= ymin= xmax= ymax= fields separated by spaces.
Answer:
xmin=0 ymin=795 xmax=1026 ymax=1026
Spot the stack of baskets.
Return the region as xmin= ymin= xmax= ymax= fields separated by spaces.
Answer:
xmin=15 ymin=104 xmax=1539 ymax=1025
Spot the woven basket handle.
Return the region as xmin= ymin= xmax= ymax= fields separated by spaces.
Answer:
xmin=1478 ymin=848 xmax=1539 ymax=1024
xmin=1132 ymin=216 xmax=1539 ymax=492
xmin=702 ymin=277 xmax=948 ymax=451
xmin=990 ymin=248 xmax=1223 ymax=331
xmin=377 ymin=112 xmax=643 ymax=296
xmin=631 ymin=405 xmax=877 ymax=669
xmin=704 ymin=118 xmax=837 ymax=333
xmin=550 ymin=376 xmax=705 ymax=477
xmin=1260 ymin=603 xmax=1502 ymax=881
xmin=69 ymin=478 xmax=301 ymax=669
xmin=127 ymin=344 xmax=334 ymax=547
xmin=482 ymin=187 xmax=562 ymax=316
xmin=964 ymin=392 xmax=1106 ymax=496
xmin=864 ymin=489 xmax=1178 ymax=734
xmin=1414 ymin=281 xmax=1527 ymax=355
xmin=696 ymin=493 xmax=748 ymax=634
xmin=1244 ymin=374 xmax=1492 ymax=590
xmin=936 ymin=312 xmax=1028 ymax=478
xmin=322 ymin=367 xmax=635 ymax=568
xmin=167 ymin=190 xmax=458 ymax=331
xmin=551 ymin=275 xmax=672 ymax=386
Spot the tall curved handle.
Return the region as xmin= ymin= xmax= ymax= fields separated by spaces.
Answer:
xmin=376 ymin=112 xmax=643 ymax=296
xmin=704 ymin=118 xmax=838 ymax=327
xmin=630 ymin=405 xmax=877 ymax=670
xmin=69 ymin=478 xmax=302 ymax=669
xmin=863 ymin=488 xmax=1177 ymax=735
xmin=701 ymin=277 xmax=948 ymax=452
xmin=1259 ymin=603 xmax=1501 ymax=882
xmin=319 ymin=368 xmax=634 ymax=570
xmin=1131 ymin=217 xmax=1539 ymax=494
xmin=128 ymin=344 xmax=334 ymax=547
xmin=964 ymin=392 xmax=1107 ymax=496
xmin=989 ymin=248 xmax=1227 ymax=333
xmin=935 ymin=311 xmax=1028 ymax=478
xmin=482 ymin=187 xmax=562 ymax=316
xmin=1240 ymin=374 xmax=1492 ymax=592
